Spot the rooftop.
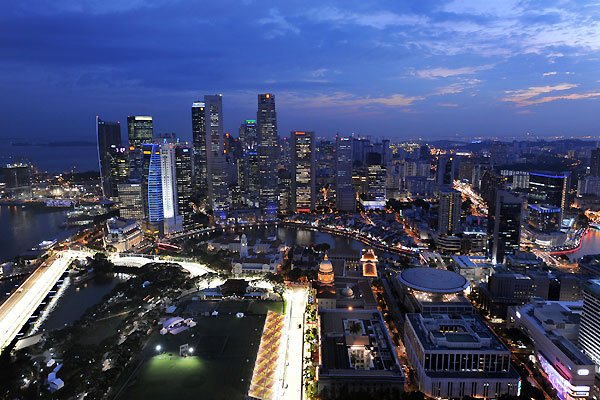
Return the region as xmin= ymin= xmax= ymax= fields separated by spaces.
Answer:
xmin=398 ymin=267 xmax=469 ymax=294
xmin=406 ymin=313 xmax=508 ymax=352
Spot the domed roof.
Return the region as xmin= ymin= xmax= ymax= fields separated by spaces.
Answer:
xmin=319 ymin=254 xmax=333 ymax=273
xmin=341 ymin=285 xmax=354 ymax=298
xmin=398 ymin=267 xmax=469 ymax=294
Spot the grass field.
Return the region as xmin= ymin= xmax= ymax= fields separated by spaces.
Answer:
xmin=120 ymin=300 xmax=281 ymax=400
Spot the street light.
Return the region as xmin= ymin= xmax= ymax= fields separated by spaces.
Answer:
xmin=155 ymin=345 xmax=162 ymax=352
xmin=188 ymin=347 xmax=194 ymax=354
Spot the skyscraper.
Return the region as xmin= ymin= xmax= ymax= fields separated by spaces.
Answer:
xmin=528 ymin=171 xmax=569 ymax=223
xmin=146 ymin=143 xmax=163 ymax=225
xmin=579 ymin=279 xmax=600 ymax=366
xmin=175 ymin=144 xmax=193 ymax=226
xmin=204 ymin=95 xmax=229 ymax=220
xmin=160 ymin=143 xmax=182 ymax=234
xmin=438 ymin=188 xmax=462 ymax=235
xmin=1 ymin=163 xmax=32 ymax=199
xmin=590 ymin=147 xmax=600 ymax=177
xmin=291 ymin=131 xmax=316 ymax=212
xmin=239 ymin=119 xmax=258 ymax=151
xmin=96 ymin=116 xmax=121 ymax=199
xmin=488 ymin=190 xmax=522 ymax=264
xmin=437 ymin=155 xmax=458 ymax=187
xmin=256 ymin=93 xmax=279 ymax=218
xmin=117 ymin=182 xmax=145 ymax=220
xmin=335 ymin=136 xmax=356 ymax=212
xmin=108 ymin=145 xmax=129 ymax=198
xmin=127 ymin=116 xmax=153 ymax=147
xmin=191 ymin=101 xmax=208 ymax=198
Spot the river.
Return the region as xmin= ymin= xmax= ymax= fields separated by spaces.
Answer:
xmin=0 ymin=205 xmax=73 ymax=263
xmin=568 ymin=228 xmax=600 ymax=261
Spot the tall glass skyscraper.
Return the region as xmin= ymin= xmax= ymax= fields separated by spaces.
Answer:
xmin=488 ymin=190 xmax=522 ymax=264
xmin=191 ymin=101 xmax=207 ymax=198
xmin=146 ymin=143 xmax=163 ymax=224
xmin=204 ymin=95 xmax=229 ymax=220
xmin=175 ymin=144 xmax=193 ymax=226
xmin=335 ymin=136 xmax=355 ymax=211
xmin=257 ymin=93 xmax=279 ymax=219
xmin=96 ymin=116 xmax=122 ymax=199
xmin=127 ymin=116 xmax=153 ymax=147
xmin=291 ymin=131 xmax=316 ymax=212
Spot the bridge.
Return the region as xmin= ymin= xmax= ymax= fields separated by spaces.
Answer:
xmin=0 ymin=250 xmax=214 ymax=351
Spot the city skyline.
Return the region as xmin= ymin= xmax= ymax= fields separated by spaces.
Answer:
xmin=2 ymin=1 xmax=600 ymax=142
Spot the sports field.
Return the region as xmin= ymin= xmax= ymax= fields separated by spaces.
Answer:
xmin=120 ymin=300 xmax=281 ymax=400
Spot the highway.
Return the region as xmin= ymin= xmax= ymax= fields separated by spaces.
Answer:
xmin=0 ymin=249 xmax=214 ymax=353
xmin=282 ymin=286 xmax=308 ymax=400
xmin=0 ymin=252 xmax=74 ymax=351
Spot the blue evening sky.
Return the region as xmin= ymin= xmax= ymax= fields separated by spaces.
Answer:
xmin=1 ymin=0 xmax=600 ymax=142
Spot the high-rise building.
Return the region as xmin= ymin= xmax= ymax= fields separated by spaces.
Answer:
xmin=146 ymin=143 xmax=163 ymax=229
xmin=127 ymin=116 xmax=153 ymax=147
xmin=175 ymin=144 xmax=193 ymax=226
xmin=528 ymin=171 xmax=569 ymax=222
xmin=360 ymin=152 xmax=386 ymax=210
xmin=204 ymin=95 xmax=229 ymax=220
xmin=590 ymin=148 xmax=600 ymax=177
xmin=160 ymin=143 xmax=182 ymax=234
xmin=96 ymin=116 xmax=122 ymax=199
xmin=579 ymin=279 xmax=600 ymax=366
xmin=256 ymin=93 xmax=279 ymax=218
xmin=278 ymin=169 xmax=292 ymax=214
xmin=1 ymin=163 xmax=32 ymax=199
xmin=108 ymin=146 xmax=129 ymax=198
xmin=239 ymin=119 xmax=258 ymax=151
xmin=191 ymin=101 xmax=208 ymax=198
xmin=117 ymin=182 xmax=145 ymax=220
xmin=291 ymin=131 xmax=316 ymax=212
xmin=438 ymin=188 xmax=462 ymax=235
xmin=437 ymin=155 xmax=458 ymax=187
xmin=335 ymin=136 xmax=355 ymax=212
xmin=488 ymin=190 xmax=522 ymax=264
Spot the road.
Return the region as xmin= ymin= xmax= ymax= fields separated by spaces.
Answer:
xmin=0 ymin=252 xmax=74 ymax=351
xmin=281 ymin=286 xmax=308 ymax=400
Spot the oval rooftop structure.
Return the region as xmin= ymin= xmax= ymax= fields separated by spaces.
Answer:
xmin=398 ymin=267 xmax=469 ymax=294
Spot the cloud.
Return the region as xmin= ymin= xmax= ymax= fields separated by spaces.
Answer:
xmin=257 ymin=8 xmax=299 ymax=38
xmin=542 ymin=71 xmax=557 ymax=77
xmin=304 ymin=7 xmax=427 ymax=30
xmin=501 ymin=83 xmax=600 ymax=106
xmin=281 ymin=91 xmax=424 ymax=110
xmin=433 ymin=79 xmax=482 ymax=95
xmin=414 ymin=64 xmax=494 ymax=79
xmin=438 ymin=102 xmax=459 ymax=108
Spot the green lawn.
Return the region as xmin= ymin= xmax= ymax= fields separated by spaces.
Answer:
xmin=121 ymin=313 xmax=268 ymax=400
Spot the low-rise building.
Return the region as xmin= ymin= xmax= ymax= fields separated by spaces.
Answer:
xmin=317 ymin=309 xmax=405 ymax=398
xmin=104 ymin=218 xmax=143 ymax=252
xmin=404 ymin=313 xmax=520 ymax=399
xmin=507 ymin=300 xmax=595 ymax=400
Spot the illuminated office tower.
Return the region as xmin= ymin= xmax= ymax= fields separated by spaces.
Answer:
xmin=239 ymin=119 xmax=258 ymax=151
xmin=590 ymin=147 xmax=600 ymax=177
xmin=335 ymin=136 xmax=355 ymax=211
xmin=240 ymin=149 xmax=260 ymax=208
xmin=160 ymin=144 xmax=182 ymax=234
xmin=437 ymin=154 xmax=458 ymax=187
xmin=438 ymin=188 xmax=462 ymax=235
xmin=117 ymin=182 xmax=145 ymax=220
xmin=488 ymin=190 xmax=522 ymax=264
xmin=191 ymin=101 xmax=208 ymax=197
xmin=146 ymin=143 xmax=163 ymax=226
xmin=579 ymin=279 xmax=600 ymax=366
xmin=291 ymin=131 xmax=316 ymax=212
xmin=175 ymin=144 xmax=193 ymax=226
xmin=96 ymin=116 xmax=121 ymax=199
xmin=257 ymin=93 xmax=279 ymax=218
xmin=528 ymin=171 xmax=569 ymax=223
xmin=127 ymin=116 xmax=153 ymax=147
xmin=1 ymin=163 xmax=32 ymax=199
xmin=108 ymin=145 xmax=129 ymax=198
xmin=204 ymin=94 xmax=229 ymax=220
